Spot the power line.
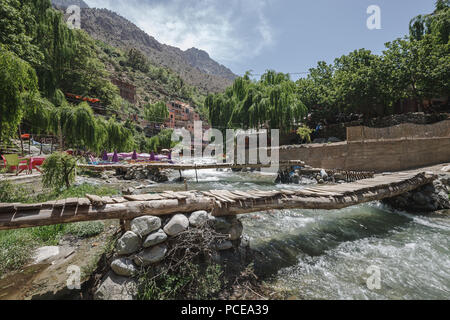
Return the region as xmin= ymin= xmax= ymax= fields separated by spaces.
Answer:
xmin=240 ymin=72 xmax=310 ymax=77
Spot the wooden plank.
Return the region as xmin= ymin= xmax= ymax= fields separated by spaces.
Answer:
xmin=85 ymin=194 xmax=105 ymax=207
xmin=78 ymin=198 xmax=91 ymax=207
xmin=123 ymin=194 xmax=164 ymax=201
xmin=112 ymin=197 xmax=128 ymax=204
xmin=65 ymin=198 xmax=79 ymax=207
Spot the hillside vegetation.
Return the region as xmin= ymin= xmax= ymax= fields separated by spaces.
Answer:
xmin=0 ymin=0 xmax=191 ymax=153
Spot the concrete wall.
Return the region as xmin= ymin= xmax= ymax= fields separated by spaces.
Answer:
xmin=347 ymin=120 xmax=450 ymax=142
xmin=278 ymin=137 xmax=450 ymax=172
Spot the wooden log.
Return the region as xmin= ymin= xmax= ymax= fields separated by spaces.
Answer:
xmin=0 ymin=197 xmax=215 ymax=231
xmin=0 ymin=172 xmax=436 ymax=231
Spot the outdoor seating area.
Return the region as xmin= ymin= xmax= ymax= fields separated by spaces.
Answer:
xmin=1 ymin=154 xmax=45 ymax=176
xmin=85 ymin=150 xmax=174 ymax=166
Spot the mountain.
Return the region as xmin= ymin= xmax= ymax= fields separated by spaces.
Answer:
xmin=79 ymin=8 xmax=236 ymax=94
xmin=183 ymin=48 xmax=236 ymax=81
xmin=51 ymin=0 xmax=89 ymax=9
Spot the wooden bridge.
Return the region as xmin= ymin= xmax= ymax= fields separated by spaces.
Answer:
xmin=0 ymin=171 xmax=436 ymax=231
xmin=78 ymin=160 xmax=306 ymax=172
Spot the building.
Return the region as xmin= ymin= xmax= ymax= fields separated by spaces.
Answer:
xmin=165 ymin=101 xmax=204 ymax=134
xmin=111 ymin=79 xmax=136 ymax=104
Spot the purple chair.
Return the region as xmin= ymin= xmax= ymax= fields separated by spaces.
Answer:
xmin=132 ymin=150 xmax=138 ymax=160
xmin=150 ymin=152 xmax=156 ymax=161
xmin=102 ymin=150 xmax=108 ymax=161
xmin=112 ymin=150 xmax=119 ymax=163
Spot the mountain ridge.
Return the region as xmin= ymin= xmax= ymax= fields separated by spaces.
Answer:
xmin=79 ymin=7 xmax=236 ymax=94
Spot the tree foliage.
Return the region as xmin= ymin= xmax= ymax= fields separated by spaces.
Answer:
xmin=0 ymin=47 xmax=38 ymax=142
xmin=144 ymin=101 xmax=169 ymax=123
xmin=296 ymin=1 xmax=449 ymax=125
xmin=206 ymin=71 xmax=307 ymax=133
xmin=42 ymin=152 xmax=77 ymax=190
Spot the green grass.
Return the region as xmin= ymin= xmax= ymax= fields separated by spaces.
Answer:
xmin=0 ymin=182 xmax=119 ymax=278
xmin=138 ymin=262 xmax=223 ymax=300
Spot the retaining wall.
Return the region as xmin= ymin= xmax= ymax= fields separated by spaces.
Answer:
xmin=278 ymin=137 xmax=450 ymax=172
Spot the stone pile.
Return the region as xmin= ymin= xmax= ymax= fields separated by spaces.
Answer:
xmin=117 ymin=167 xmax=169 ymax=182
xmin=276 ymin=169 xmax=338 ymax=185
xmin=383 ymin=174 xmax=450 ymax=212
xmin=94 ymin=211 xmax=243 ymax=300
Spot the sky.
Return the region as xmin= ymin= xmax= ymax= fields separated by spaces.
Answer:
xmin=84 ymin=0 xmax=436 ymax=79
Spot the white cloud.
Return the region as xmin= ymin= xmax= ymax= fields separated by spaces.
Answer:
xmin=84 ymin=0 xmax=274 ymax=63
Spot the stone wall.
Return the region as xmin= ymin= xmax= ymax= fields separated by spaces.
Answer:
xmin=278 ymin=137 xmax=450 ymax=172
xmin=311 ymin=112 xmax=450 ymax=142
xmin=94 ymin=212 xmax=243 ymax=300
xmin=383 ymin=174 xmax=450 ymax=212
xmin=347 ymin=120 xmax=450 ymax=142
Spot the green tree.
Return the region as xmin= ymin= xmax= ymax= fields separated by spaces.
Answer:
xmin=0 ymin=47 xmax=38 ymax=142
xmin=206 ymin=71 xmax=307 ymax=133
xmin=58 ymin=102 xmax=100 ymax=151
xmin=126 ymin=48 xmax=150 ymax=73
xmin=384 ymin=35 xmax=449 ymax=109
xmin=103 ymin=117 xmax=134 ymax=152
xmin=333 ymin=49 xmax=391 ymax=118
xmin=42 ymin=152 xmax=77 ymax=190
xmin=409 ymin=0 xmax=449 ymax=43
xmin=144 ymin=101 xmax=169 ymax=123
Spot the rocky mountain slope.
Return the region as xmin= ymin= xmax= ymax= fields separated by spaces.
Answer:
xmin=79 ymin=8 xmax=236 ymax=94
xmin=52 ymin=0 xmax=89 ymax=9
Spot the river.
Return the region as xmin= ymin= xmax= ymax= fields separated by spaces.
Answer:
xmin=142 ymin=160 xmax=450 ymax=300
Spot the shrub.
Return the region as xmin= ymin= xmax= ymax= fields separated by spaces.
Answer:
xmin=297 ymin=125 xmax=314 ymax=143
xmin=41 ymin=152 xmax=77 ymax=190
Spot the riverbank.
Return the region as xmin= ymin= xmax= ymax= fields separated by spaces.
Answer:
xmin=0 ymin=162 xmax=449 ymax=300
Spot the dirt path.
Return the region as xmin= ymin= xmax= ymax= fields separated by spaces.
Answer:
xmin=0 ymin=221 xmax=119 ymax=300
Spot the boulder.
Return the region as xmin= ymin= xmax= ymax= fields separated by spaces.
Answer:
xmin=94 ymin=271 xmax=138 ymax=300
xmin=215 ymin=241 xmax=233 ymax=251
xmin=189 ymin=210 xmax=209 ymax=227
xmin=208 ymin=216 xmax=233 ymax=233
xmin=163 ymin=214 xmax=189 ymax=236
xmin=134 ymin=244 xmax=168 ymax=267
xmin=33 ymin=246 xmax=60 ymax=264
xmin=143 ymin=229 xmax=168 ymax=248
xmin=327 ymin=137 xmax=342 ymax=143
xmin=320 ymin=169 xmax=328 ymax=180
xmin=131 ymin=216 xmax=161 ymax=237
xmin=116 ymin=231 xmax=141 ymax=255
xmin=111 ymin=258 xmax=138 ymax=277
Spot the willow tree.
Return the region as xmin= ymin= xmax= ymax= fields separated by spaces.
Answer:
xmin=22 ymin=95 xmax=55 ymax=134
xmin=144 ymin=101 xmax=169 ymax=123
xmin=59 ymin=102 xmax=99 ymax=151
xmin=207 ymin=70 xmax=307 ymax=133
xmin=104 ymin=117 xmax=133 ymax=152
xmin=409 ymin=0 xmax=449 ymax=43
xmin=0 ymin=47 xmax=38 ymax=143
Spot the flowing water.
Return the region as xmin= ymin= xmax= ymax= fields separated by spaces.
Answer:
xmin=147 ymin=159 xmax=450 ymax=300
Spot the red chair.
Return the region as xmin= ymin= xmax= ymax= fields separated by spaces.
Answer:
xmin=1 ymin=155 xmax=30 ymax=175
xmin=30 ymin=157 xmax=45 ymax=173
